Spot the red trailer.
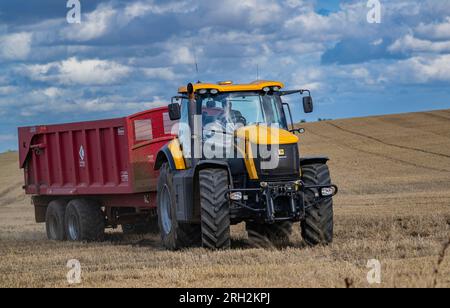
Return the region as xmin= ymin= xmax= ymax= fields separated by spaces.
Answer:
xmin=18 ymin=106 xmax=177 ymax=241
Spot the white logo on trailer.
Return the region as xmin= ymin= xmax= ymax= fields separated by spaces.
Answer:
xmin=79 ymin=146 xmax=86 ymax=168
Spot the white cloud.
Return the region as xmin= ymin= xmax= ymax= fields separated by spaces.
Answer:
xmin=371 ymin=39 xmax=384 ymax=46
xmin=61 ymin=1 xmax=197 ymax=43
xmin=61 ymin=4 xmax=116 ymax=42
xmin=142 ymin=67 xmax=176 ymax=80
xmin=0 ymin=86 xmax=18 ymax=95
xmin=291 ymin=67 xmax=325 ymax=91
xmin=389 ymin=34 xmax=450 ymax=53
xmin=170 ymin=47 xmax=195 ymax=65
xmin=0 ymin=32 xmax=32 ymax=60
xmin=23 ymin=57 xmax=132 ymax=85
xmin=386 ymin=55 xmax=450 ymax=84
xmin=416 ymin=17 xmax=450 ymax=40
xmin=124 ymin=0 xmax=196 ymax=19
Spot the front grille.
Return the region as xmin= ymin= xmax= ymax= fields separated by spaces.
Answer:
xmin=256 ymin=144 xmax=300 ymax=180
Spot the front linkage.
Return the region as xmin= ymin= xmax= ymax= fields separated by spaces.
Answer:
xmin=227 ymin=180 xmax=338 ymax=223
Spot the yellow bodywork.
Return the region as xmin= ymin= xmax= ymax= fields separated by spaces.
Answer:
xmin=168 ymin=139 xmax=186 ymax=170
xmin=235 ymin=125 xmax=299 ymax=145
xmin=235 ymin=126 xmax=298 ymax=180
xmin=178 ymin=80 xmax=284 ymax=94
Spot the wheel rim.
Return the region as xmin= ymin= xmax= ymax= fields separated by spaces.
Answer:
xmin=48 ymin=215 xmax=58 ymax=239
xmin=67 ymin=214 xmax=80 ymax=240
xmin=160 ymin=184 xmax=172 ymax=235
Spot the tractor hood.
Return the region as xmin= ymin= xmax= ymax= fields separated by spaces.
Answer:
xmin=233 ymin=125 xmax=300 ymax=181
xmin=234 ymin=125 xmax=299 ymax=145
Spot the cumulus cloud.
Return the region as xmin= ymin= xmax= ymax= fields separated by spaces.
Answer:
xmin=386 ymin=55 xmax=450 ymax=84
xmin=0 ymin=32 xmax=32 ymax=60
xmin=124 ymin=0 xmax=196 ymax=18
xmin=169 ymin=47 xmax=195 ymax=65
xmin=61 ymin=4 xmax=116 ymax=42
xmin=142 ymin=67 xmax=177 ymax=80
xmin=22 ymin=57 xmax=132 ymax=85
xmin=0 ymin=86 xmax=18 ymax=95
xmin=389 ymin=34 xmax=450 ymax=54
xmin=416 ymin=17 xmax=450 ymax=40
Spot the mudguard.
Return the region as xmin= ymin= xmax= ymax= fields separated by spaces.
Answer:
xmin=300 ymin=156 xmax=330 ymax=166
xmin=154 ymin=144 xmax=176 ymax=171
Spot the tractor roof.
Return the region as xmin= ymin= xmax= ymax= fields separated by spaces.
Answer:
xmin=178 ymin=80 xmax=284 ymax=94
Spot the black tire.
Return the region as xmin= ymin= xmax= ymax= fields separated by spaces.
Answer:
xmin=246 ymin=222 xmax=293 ymax=247
xmin=301 ymin=163 xmax=334 ymax=246
xmin=199 ymin=169 xmax=231 ymax=250
xmin=65 ymin=199 xmax=105 ymax=242
xmin=45 ymin=200 xmax=67 ymax=241
xmin=157 ymin=163 xmax=201 ymax=250
xmin=122 ymin=216 xmax=159 ymax=235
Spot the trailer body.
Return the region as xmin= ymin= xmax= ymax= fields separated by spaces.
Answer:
xmin=18 ymin=107 xmax=177 ymax=225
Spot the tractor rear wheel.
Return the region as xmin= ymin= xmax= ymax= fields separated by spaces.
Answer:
xmin=65 ymin=199 xmax=105 ymax=242
xmin=199 ymin=169 xmax=231 ymax=250
xmin=301 ymin=163 xmax=334 ymax=246
xmin=157 ymin=163 xmax=201 ymax=250
xmin=45 ymin=200 xmax=67 ymax=241
xmin=246 ymin=222 xmax=293 ymax=247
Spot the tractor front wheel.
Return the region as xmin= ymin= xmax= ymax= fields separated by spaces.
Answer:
xmin=199 ymin=169 xmax=231 ymax=250
xmin=301 ymin=163 xmax=334 ymax=246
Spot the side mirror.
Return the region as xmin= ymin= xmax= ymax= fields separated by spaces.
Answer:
xmin=290 ymin=128 xmax=306 ymax=135
xmin=303 ymin=96 xmax=314 ymax=114
xmin=168 ymin=103 xmax=181 ymax=121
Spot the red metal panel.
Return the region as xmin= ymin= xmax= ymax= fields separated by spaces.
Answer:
xmin=127 ymin=107 xmax=177 ymax=192
xmin=19 ymin=106 xmax=175 ymax=199
xmin=19 ymin=117 xmax=133 ymax=196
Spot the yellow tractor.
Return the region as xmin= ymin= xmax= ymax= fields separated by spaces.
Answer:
xmin=154 ymin=81 xmax=337 ymax=250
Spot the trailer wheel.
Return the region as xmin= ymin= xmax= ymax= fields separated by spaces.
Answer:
xmin=199 ymin=169 xmax=231 ymax=250
xmin=65 ymin=199 xmax=105 ymax=242
xmin=157 ymin=163 xmax=201 ymax=250
xmin=45 ymin=200 xmax=67 ymax=241
xmin=246 ymin=222 xmax=292 ymax=247
xmin=301 ymin=163 xmax=334 ymax=246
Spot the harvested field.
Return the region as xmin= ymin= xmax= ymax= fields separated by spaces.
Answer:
xmin=0 ymin=109 xmax=449 ymax=288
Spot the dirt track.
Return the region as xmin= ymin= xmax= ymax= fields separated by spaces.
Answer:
xmin=0 ymin=110 xmax=449 ymax=288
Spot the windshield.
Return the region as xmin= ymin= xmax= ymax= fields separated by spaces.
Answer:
xmin=199 ymin=92 xmax=287 ymax=134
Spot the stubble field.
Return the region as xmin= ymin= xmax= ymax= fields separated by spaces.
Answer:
xmin=0 ymin=109 xmax=449 ymax=288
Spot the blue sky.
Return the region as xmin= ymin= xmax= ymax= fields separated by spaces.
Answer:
xmin=1 ymin=0 xmax=450 ymax=152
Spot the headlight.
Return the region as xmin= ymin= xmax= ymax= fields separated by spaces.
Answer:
xmin=321 ymin=187 xmax=336 ymax=197
xmin=229 ymin=192 xmax=243 ymax=201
